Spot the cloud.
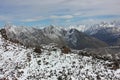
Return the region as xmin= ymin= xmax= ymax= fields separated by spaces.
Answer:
xmin=0 ymin=0 xmax=120 ymax=25
xmin=50 ymin=15 xmax=73 ymax=19
xmin=21 ymin=15 xmax=73 ymax=22
xmin=0 ymin=15 xmax=14 ymax=21
xmin=21 ymin=19 xmax=39 ymax=22
xmin=21 ymin=16 xmax=45 ymax=22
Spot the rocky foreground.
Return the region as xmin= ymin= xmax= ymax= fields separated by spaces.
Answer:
xmin=0 ymin=34 xmax=119 ymax=80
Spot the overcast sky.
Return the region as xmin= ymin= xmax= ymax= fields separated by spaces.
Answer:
xmin=0 ymin=0 xmax=120 ymax=26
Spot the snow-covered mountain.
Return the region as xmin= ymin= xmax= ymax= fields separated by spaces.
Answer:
xmin=65 ymin=28 xmax=107 ymax=49
xmin=4 ymin=24 xmax=55 ymax=47
xmin=0 ymin=33 xmax=119 ymax=80
xmin=85 ymin=21 xmax=120 ymax=35
xmin=60 ymin=21 xmax=120 ymax=46
xmin=68 ymin=25 xmax=88 ymax=32
xmin=2 ymin=24 xmax=107 ymax=49
xmin=42 ymin=25 xmax=67 ymax=46
xmin=67 ymin=22 xmax=118 ymax=34
xmin=85 ymin=21 xmax=120 ymax=46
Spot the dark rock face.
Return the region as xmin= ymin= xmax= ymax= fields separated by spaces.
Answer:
xmin=65 ymin=29 xmax=108 ymax=49
xmin=2 ymin=25 xmax=108 ymax=49
xmin=0 ymin=29 xmax=8 ymax=40
xmin=91 ymin=27 xmax=120 ymax=46
xmin=0 ymin=29 xmax=23 ymax=45
xmin=61 ymin=46 xmax=71 ymax=54
xmin=34 ymin=47 xmax=42 ymax=53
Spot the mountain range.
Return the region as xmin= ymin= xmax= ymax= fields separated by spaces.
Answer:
xmin=84 ymin=21 xmax=120 ymax=46
xmin=0 ymin=24 xmax=107 ymax=50
xmin=1 ymin=21 xmax=120 ymax=50
xmin=0 ymin=22 xmax=120 ymax=80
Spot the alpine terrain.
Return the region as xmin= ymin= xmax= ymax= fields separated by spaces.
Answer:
xmin=0 ymin=0 xmax=120 ymax=80
xmin=1 ymin=24 xmax=107 ymax=50
xmin=0 ymin=32 xmax=120 ymax=80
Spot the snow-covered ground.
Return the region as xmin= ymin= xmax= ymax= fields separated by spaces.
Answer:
xmin=0 ymin=34 xmax=119 ymax=80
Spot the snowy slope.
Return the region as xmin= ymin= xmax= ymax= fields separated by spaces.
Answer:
xmin=67 ymin=21 xmax=120 ymax=35
xmin=85 ymin=22 xmax=120 ymax=45
xmin=3 ymin=24 xmax=107 ymax=49
xmin=0 ymin=34 xmax=119 ymax=80
xmin=68 ymin=25 xmax=88 ymax=32
xmin=0 ymin=34 xmax=33 ymax=80
xmin=43 ymin=25 xmax=64 ymax=38
xmin=42 ymin=25 xmax=66 ymax=45
xmin=85 ymin=21 xmax=120 ymax=35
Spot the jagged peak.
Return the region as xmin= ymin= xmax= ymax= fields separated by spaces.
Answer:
xmin=67 ymin=25 xmax=87 ymax=32
xmin=4 ymin=24 xmax=37 ymax=34
xmin=68 ymin=28 xmax=79 ymax=34
xmin=42 ymin=25 xmax=65 ymax=36
xmin=4 ymin=23 xmax=17 ymax=29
